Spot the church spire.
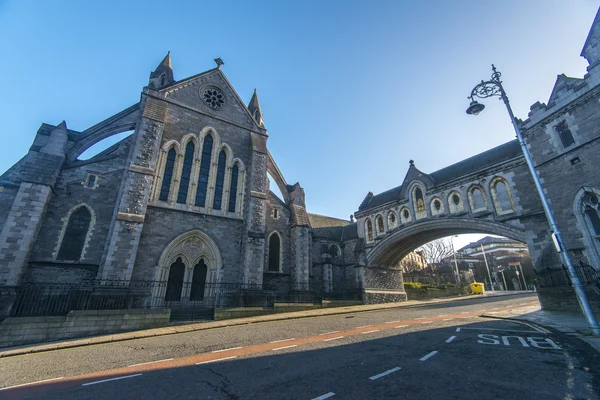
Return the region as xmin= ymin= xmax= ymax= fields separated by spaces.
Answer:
xmin=149 ymin=52 xmax=174 ymax=89
xmin=248 ymin=89 xmax=264 ymax=127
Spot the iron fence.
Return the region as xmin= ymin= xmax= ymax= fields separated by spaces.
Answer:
xmin=536 ymin=261 xmax=600 ymax=288
xmin=2 ymin=279 xmax=327 ymax=320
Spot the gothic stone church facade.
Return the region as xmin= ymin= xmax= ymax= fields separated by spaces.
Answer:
xmin=2 ymin=9 xmax=600 ymax=313
xmin=0 ymin=54 xmax=362 ymax=310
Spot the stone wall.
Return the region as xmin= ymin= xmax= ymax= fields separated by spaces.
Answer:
xmin=0 ymin=309 xmax=170 ymax=348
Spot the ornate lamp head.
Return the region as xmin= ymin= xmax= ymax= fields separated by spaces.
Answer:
xmin=466 ymin=100 xmax=485 ymax=115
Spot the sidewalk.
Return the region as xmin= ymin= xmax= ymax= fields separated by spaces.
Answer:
xmin=482 ymin=305 xmax=600 ymax=353
xmin=0 ymin=291 xmax=531 ymax=358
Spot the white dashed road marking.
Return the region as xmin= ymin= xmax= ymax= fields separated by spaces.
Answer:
xmin=456 ymin=328 xmax=461 ymax=332
xmin=458 ymin=327 xmax=544 ymax=334
xmin=369 ymin=366 xmax=402 ymax=381
xmin=446 ymin=336 xmax=456 ymax=343
xmin=421 ymin=321 xmax=433 ymax=325
xmin=356 ymin=325 xmax=373 ymax=329
xmin=420 ymin=351 xmax=438 ymax=361
xmin=323 ymin=336 xmax=344 ymax=342
xmin=212 ymin=347 xmax=242 ymax=353
xmin=394 ymin=325 xmax=408 ymax=329
xmin=386 ymin=320 xmax=402 ymax=324
xmin=272 ymin=345 xmax=298 ymax=351
xmin=362 ymin=330 xmax=380 ymax=334
xmin=270 ymin=338 xmax=296 ymax=343
xmin=311 ymin=392 xmax=336 ymax=400
xmin=82 ymin=374 xmax=142 ymax=387
xmin=443 ymin=318 xmax=452 ymax=321
xmin=196 ymin=356 xmax=237 ymax=365
xmin=319 ymin=331 xmax=339 ymax=335
xmin=128 ymin=358 xmax=173 ymax=367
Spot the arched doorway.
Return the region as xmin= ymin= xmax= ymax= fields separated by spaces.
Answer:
xmin=156 ymin=230 xmax=222 ymax=303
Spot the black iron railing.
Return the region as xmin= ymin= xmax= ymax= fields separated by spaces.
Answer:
xmin=536 ymin=261 xmax=600 ymax=288
xmin=1 ymin=279 xmax=331 ymax=320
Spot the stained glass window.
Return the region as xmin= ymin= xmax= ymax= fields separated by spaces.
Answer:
xmin=159 ymin=148 xmax=176 ymax=201
xmin=228 ymin=165 xmax=239 ymax=213
xmin=195 ymin=135 xmax=213 ymax=207
xmin=213 ymin=150 xmax=227 ymax=210
xmin=177 ymin=142 xmax=195 ymax=204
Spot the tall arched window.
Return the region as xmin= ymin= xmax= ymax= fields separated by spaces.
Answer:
xmin=228 ymin=164 xmax=239 ymax=213
xmin=57 ymin=206 xmax=92 ymax=261
xmin=491 ymin=179 xmax=514 ymax=213
xmin=388 ymin=212 xmax=397 ymax=229
xmin=583 ymin=192 xmax=600 ymax=244
xmin=159 ymin=148 xmax=176 ymax=201
xmin=213 ymin=150 xmax=227 ymax=210
xmin=190 ymin=259 xmax=208 ymax=301
xmin=376 ymin=215 xmax=385 ymax=235
xmin=365 ymin=219 xmax=374 ymax=243
xmin=414 ymin=187 xmax=425 ymax=212
xmin=177 ymin=142 xmax=195 ymax=204
xmin=469 ymin=187 xmax=487 ymax=212
xmin=268 ymin=233 xmax=281 ymax=272
xmin=165 ymin=257 xmax=185 ymax=302
xmin=195 ymin=135 xmax=213 ymax=207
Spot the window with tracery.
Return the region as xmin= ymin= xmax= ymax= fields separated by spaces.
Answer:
xmin=213 ymin=150 xmax=227 ymax=210
xmin=376 ymin=215 xmax=385 ymax=235
xmin=177 ymin=142 xmax=195 ymax=204
xmin=159 ymin=148 xmax=176 ymax=201
xmin=366 ymin=219 xmax=374 ymax=243
xmin=414 ymin=187 xmax=425 ymax=212
xmin=228 ymin=164 xmax=239 ymax=213
xmin=57 ymin=206 xmax=92 ymax=261
xmin=195 ymin=135 xmax=213 ymax=207
xmin=583 ymin=192 xmax=600 ymax=243
xmin=388 ymin=212 xmax=397 ymax=229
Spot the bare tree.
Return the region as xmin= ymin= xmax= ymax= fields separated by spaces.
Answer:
xmin=419 ymin=238 xmax=455 ymax=267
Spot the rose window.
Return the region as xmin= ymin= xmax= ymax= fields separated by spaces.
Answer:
xmin=203 ymin=88 xmax=225 ymax=109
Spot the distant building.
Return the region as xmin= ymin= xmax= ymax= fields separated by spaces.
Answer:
xmin=400 ymin=250 xmax=427 ymax=273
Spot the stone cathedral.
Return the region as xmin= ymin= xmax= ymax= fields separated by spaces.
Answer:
xmin=0 ymin=54 xmax=361 ymax=308
xmin=2 ymin=8 xmax=600 ymax=315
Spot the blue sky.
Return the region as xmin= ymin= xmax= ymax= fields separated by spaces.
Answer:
xmin=0 ymin=0 xmax=598 ymax=249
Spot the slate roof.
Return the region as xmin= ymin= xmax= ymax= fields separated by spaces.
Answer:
xmin=359 ymin=139 xmax=521 ymax=212
xmin=308 ymin=213 xmax=350 ymax=229
xmin=457 ymin=236 xmax=525 ymax=252
xmin=307 ymin=213 xmax=358 ymax=241
xmin=291 ymin=204 xmax=310 ymax=227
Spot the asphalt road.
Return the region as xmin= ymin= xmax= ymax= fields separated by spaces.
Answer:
xmin=1 ymin=293 xmax=598 ymax=399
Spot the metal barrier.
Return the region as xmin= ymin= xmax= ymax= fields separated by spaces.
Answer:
xmin=2 ymin=280 xmax=329 ymax=320
xmin=536 ymin=261 xmax=600 ymax=288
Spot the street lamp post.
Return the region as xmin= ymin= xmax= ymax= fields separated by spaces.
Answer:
xmin=466 ymin=65 xmax=600 ymax=334
xmin=450 ymin=235 xmax=461 ymax=285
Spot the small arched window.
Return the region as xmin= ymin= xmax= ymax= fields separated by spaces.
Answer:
xmin=159 ymin=148 xmax=176 ymax=201
xmin=268 ymin=233 xmax=281 ymax=271
xmin=213 ymin=150 xmax=227 ymax=210
xmin=177 ymin=142 xmax=195 ymax=204
xmin=401 ymin=208 xmax=411 ymax=224
xmin=228 ymin=164 xmax=239 ymax=213
xmin=195 ymin=135 xmax=214 ymax=207
xmin=365 ymin=219 xmax=374 ymax=243
xmin=388 ymin=212 xmax=397 ymax=229
xmin=448 ymin=192 xmax=464 ymax=214
xmin=57 ymin=206 xmax=92 ymax=261
xmin=165 ymin=257 xmax=185 ymax=302
xmin=190 ymin=259 xmax=208 ymax=301
xmin=492 ymin=179 xmax=514 ymax=213
xmin=329 ymin=244 xmax=340 ymax=259
xmin=430 ymin=198 xmax=444 ymax=216
xmin=470 ymin=186 xmax=487 ymax=212
xmin=376 ymin=215 xmax=385 ymax=235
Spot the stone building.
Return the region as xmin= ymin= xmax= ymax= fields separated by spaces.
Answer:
xmin=0 ymin=54 xmax=364 ymax=316
xmin=1 ymin=9 xmax=600 ymax=316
